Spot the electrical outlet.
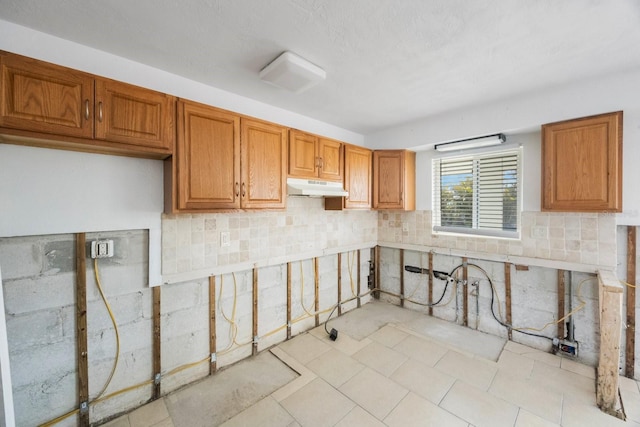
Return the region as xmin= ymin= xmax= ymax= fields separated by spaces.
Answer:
xmin=220 ymin=231 xmax=231 ymax=247
xmin=556 ymin=339 xmax=579 ymax=357
xmin=91 ymin=240 xmax=114 ymax=258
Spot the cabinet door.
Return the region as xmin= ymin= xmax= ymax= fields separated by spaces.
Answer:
xmin=542 ymin=111 xmax=622 ymax=212
xmin=288 ymin=129 xmax=318 ymax=178
xmin=373 ymin=150 xmax=415 ymax=210
xmin=318 ymin=137 xmax=343 ymax=182
xmin=95 ymin=79 xmax=175 ymax=153
xmin=176 ymin=101 xmax=240 ymax=210
xmin=0 ymin=51 xmax=93 ymax=138
xmin=344 ymin=144 xmax=372 ymax=209
xmin=241 ymin=118 xmax=287 ymax=209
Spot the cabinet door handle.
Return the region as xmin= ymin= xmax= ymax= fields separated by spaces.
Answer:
xmin=241 ymin=183 xmax=246 ymax=198
xmin=84 ymin=99 xmax=90 ymax=120
xmin=235 ymin=182 xmax=240 ymax=197
xmin=98 ymin=101 xmax=103 ymax=122
xmin=319 ymin=157 xmax=324 ymax=169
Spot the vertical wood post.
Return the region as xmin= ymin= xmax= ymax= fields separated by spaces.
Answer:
xmin=337 ymin=253 xmax=342 ymax=316
xmin=504 ymin=262 xmax=512 ymax=340
xmin=357 ymin=250 xmax=361 ymax=308
xmin=252 ymin=268 xmax=258 ymax=356
xmin=209 ymin=276 xmax=216 ymax=375
xmin=287 ymin=263 xmax=292 ymax=340
xmin=152 ymin=286 xmax=161 ymax=400
xmin=374 ymin=246 xmax=380 ymax=299
xmin=626 ymin=226 xmax=636 ymax=378
xmin=399 ymin=249 xmax=405 ymax=307
xmin=557 ymin=270 xmax=566 ymax=340
xmin=314 ymin=258 xmax=320 ymax=327
xmin=462 ymin=257 xmax=468 ymax=327
xmin=76 ymin=233 xmax=89 ymax=427
xmin=596 ymin=270 xmax=624 ymax=419
xmin=428 ymin=252 xmax=433 ymax=316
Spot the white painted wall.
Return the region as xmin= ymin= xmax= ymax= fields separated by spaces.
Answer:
xmin=367 ymin=69 xmax=640 ymax=225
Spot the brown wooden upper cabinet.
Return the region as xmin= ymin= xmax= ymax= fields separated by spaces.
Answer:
xmin=288 ymin=129 xmax=343 ymax=181
xmin=167 ymin=100 xmax=287 ymax=212
xmin=325 ymin=144 xmax=372 ymax=210
xmin=0 ymin=51 xmax=174 ymax=158
xmin=542 ymin=111 xmax=622 ymax=212
xmin=373 ymin=149 xmax=416 ymax=211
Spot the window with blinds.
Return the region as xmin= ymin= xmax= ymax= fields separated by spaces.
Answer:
xmin=432 ymin=149 xmax=520 ymax=238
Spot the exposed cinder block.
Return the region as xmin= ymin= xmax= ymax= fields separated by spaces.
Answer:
xmin=43 ymin=240 xmax=75 ymax=275
xmin=163 ymin=305 xmax=208 ymax=340
xmin=89 ymin=348 xmax=153 ymax=397
xmin=13 ymin=368 xmax=76 ymax=427
xmin=161 ymin=280 xmax=206 ymax=313
xmin=9 ymin=339 xmax=76 ymax=388
xmin=0 ymin=237 xmax=43 ymax=280
xmin=86 ymin=262 xmax=148 ymax=300
xmin=2 ymin=272 xmax=75 ymax=315
xmin=88 ymin=318 xmax=153 ymax=360
xmin=87 ymin=292 xmax=145 ymax=333
xmin=162 ymin=329 xmax=209 ymax=371
xmin=6 ymin=309 xmax=65 ymax=352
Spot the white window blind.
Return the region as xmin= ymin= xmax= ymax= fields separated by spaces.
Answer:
xmin=433 ymin=149 xmax=520 ymax=238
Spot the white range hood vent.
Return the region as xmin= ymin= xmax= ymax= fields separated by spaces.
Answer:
xmin=287 ymin=178 xmax=348 ymax=197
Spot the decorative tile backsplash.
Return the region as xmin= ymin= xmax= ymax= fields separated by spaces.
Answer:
xmin=161 ymin=197 xmax=378 ymax=276
xmin=377 ymin=210 xmax=617 ymax=268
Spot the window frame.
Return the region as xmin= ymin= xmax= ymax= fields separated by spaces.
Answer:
xmin=432 ymin=147 xmax=522 ymax=239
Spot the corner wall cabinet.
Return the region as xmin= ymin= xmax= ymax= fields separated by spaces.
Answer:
xmin=373 ymin=149 xmax=415 ymax=210
xmin=325 ymin=144 xmax=372 ymax=210
xmin=542 ymin=111 xmax=622 ymax=212
xmin=167 ymin=100 xmax=287 ymax=213
xmin=0 ymin=50 xmax=175 ymax=158
xmin=288 ymin=129 xmax=343 ymax=181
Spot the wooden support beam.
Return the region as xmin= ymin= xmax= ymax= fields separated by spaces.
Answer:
xmin=337 ymin=253 xmax=342 ymax=316
xmin=597 ymin=270 xmax=624 ymax=419
xmin=462 ymin=257 xmax=468 ymax=327
xmin=428 ymin=252 xmax=433 ymax=316
xmin=209 ymin=276 xmax=216 ymax=375
xmin=287 ymin=263 xmax=292 ymax=340
xmin=75 ymin=233 xmax=89 ymax=427
xmin=504 ymin=262 xmax=512 ymax=340
xmin=314 ymin=258 xmax=320 ymax=327
xmin=399 ymin=249 xmax=405 ymax=308
xmin=357 ymin=250 xmax=361 ymax=308
xmin=152 ymin=286 xmax=161 ymax=400
xmin=557 ymin=270 xmax=566 ymax=340
xmin=374 ymin=246 xmax=380 ymax=299
xmin=252 ymin=268 xmax=258 ymax=356
xmin=626 ymin=226 xmax=636 ymax=378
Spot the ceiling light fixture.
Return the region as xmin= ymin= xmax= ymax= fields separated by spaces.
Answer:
xmin=434 ymin=133 xmax=506 ymax=152
xmin=259 ymin=51 xmax=326 ymax=93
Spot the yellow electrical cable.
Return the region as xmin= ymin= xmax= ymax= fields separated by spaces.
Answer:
xmin=621 ymin=280 xmax=636 ymax=288
xmin=512 ymin=277 xmax=595 ymax=333
xmin=347 ymin=251 xmax=357 ymax=297
xmin=93 ymin=258 xmax=121 ymax=400
xmin=299 ymin=261 xmax=316 ymax=316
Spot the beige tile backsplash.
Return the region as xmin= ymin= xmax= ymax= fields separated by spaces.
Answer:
xmin=163 ymin=205 xmax=617 ymax=278
xmin=377 ymin=210 xmax=617 ymax=268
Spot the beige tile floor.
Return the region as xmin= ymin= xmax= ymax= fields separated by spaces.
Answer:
xmin=103 ymin=302 xmax=640 ymax=427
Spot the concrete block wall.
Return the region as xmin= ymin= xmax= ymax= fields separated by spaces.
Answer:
xmin=378 ymin=247 xmax=601 ymax=367
xmin=0 ymin=228 xmax=373 ymax=425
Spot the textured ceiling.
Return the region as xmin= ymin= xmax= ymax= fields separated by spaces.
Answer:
xmin=1 ymin=0 xmax=639 ymax=134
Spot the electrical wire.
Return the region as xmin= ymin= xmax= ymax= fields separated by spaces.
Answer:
xmin=299 ymin=261 xmax=316 ymax=317
xmin=620 ymin=280 xmax=636 ymax=288
xmin=93 ymin=258 xmax=121 ymax=399
xmin=347 ymin=251 xmax=357 ymax=297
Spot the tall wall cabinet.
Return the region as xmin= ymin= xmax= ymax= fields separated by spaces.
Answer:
xmin=325 ymin=144 xmax=372 ymax=210
xmin=542 ymin=111 xmax=622 ymax=212
xmin=373 ymin=149 xmax=415 ymax=210
xmin=166 ymin=100 xmax=287 ymax=212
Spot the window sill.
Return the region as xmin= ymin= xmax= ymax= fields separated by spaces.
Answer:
xmin=432 ymin=226 xmax=520 ymax=240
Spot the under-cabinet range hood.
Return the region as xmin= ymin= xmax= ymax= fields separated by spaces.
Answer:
xmin=287 ymin=178 xmax=348 ymax=197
